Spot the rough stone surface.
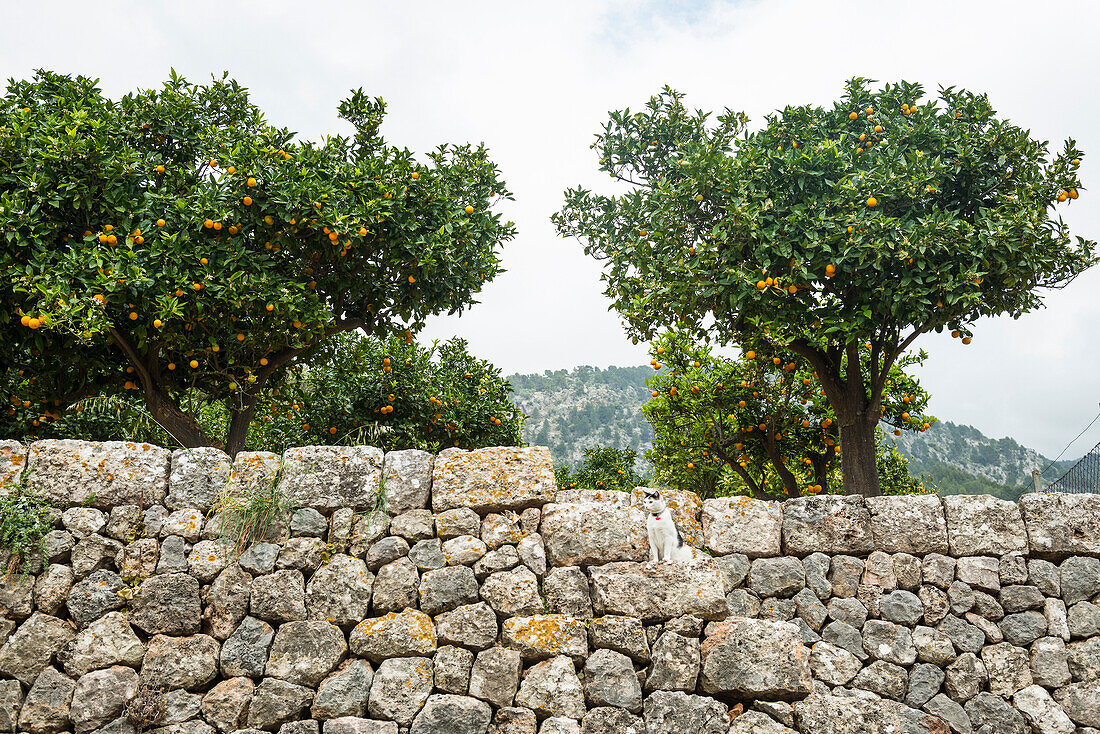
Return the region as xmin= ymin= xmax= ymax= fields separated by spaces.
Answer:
xmin=435 ymin=602 xmax=500 ymax=651
xmin=278 ymin=445 xmax=384 ymax=511
xmin=27 ymin=439 xmax=170 ymax=509
xmin=589 ymin=560 xmax=727 ymax=622
xmin=432 ymin=447 xmax=556 ymax=513
xmin=58 ymin=611 xmax=145 ymax=678
xmin=504 ymin=615 xmax=588 ymax=661
xmin=645 ymin=632 xmax=700 ymax=693
xmin=131 ymin=573 xmax=202 ymax=636
xmin=350 ymin=610 xmax=436 ymax=663
xmin=544 ymin=566 xmax=592 ymax=618
xmin=540 ymin=500 xmax=648 ymax=567
xmin=19 ymin=666 xmax=75 ymax=734
xmin=866 ymin=495 xmax=950 ymax=555
xmin=469 ymin=646 xmax=523 ymax=709
xmin=699 ymin=617 xmax=811 ymax=700
xmin=306 ymin=555 xmax=373 ymax=627
xmin=312 ymin=658 xmax=373 ymax=720
xmin=514 ymin=655 xmax=585 ymax=720
xmin=943 ymin=495 xmax=1028 ymax=557
xmin=266 ymin=620 xmax=346 ymax=686
xmin=434 ymin=645 xmax=474 ymax=695
xmin=382 ymin=449 xmax=434 ymax=516
xmin=419 ymin=565 xmax=480 ymax=615
xmin=1020 ymin=492 xmax=1100 ymax=557
xmin=702 ymin=497 xmax=782 ymax=557
xmin=782 ymin=496 xmax=874 ymax=556
xmin=250 ymin=569 xmax=307 ymax=623
xmin=219 ymin=615 xmax=274 ymax=678
xmin=0 ymin=612 xmax=77 ymax=685
xmin=367 ymin=657 xmax=434 ymax=726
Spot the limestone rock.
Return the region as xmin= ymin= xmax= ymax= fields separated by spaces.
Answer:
xmin=266 ymin=620 xmax=346 ymax=686
xmin=434 ymin=645 xmax=474 ymax=695
xmin=371 ymin=557 xmax=419 ymax=615
xmin=203 ymin=566 xmax=253 ymax=640
xmin=580 ymin=707 xmax=642 ymax=734
xmin=436 ymin=508 xmax=481 ymax=541
xmin=140 ymin=634 xmax=220 ymax=690
xmin=19 ymin=666 xmax=75 ymax=734
xmin=782 ymin=495 xmax=874 ymax=556
xmin=809 ymin=641 xmax=862 ymax=686
xmin=219 ymin=615 xmax=274 ymax=678
xmin=200 ymin=676 xmax=253 ymax=733
xmin=963 ymin=692 xmax=1027 ymax=734
xmin=443 ymin=536 xmax=488 ymax=567
xmin=247 ymin=677 xmax=315 ymax=730
xmin=392 ymin=510 xmax=436 ymax=543
xmin=409 ymin=694 xmax=492 ymax=734
xmin=27 ymin=439 xmax=169 ymax=509
xmin=920 ymin=693 xmax=972 ymax=734
xmin=1060 ymin=556 xmax=1100 ymax=605
xmin=131 ymin=573 xmax=202 ymax=636
xmin=702 ymin=497 xmax=782 ymax=558
xmin=488 ymin=706 xmax=537 ymax=734
xmin=942 ymin=495 xmax=1027 ymax=557
xmin=312 ymin=658 xmax=373 ymax=720
xmin=645 ymin=632 xmax=699 ymax=692
xmin=851 ymin=660 xmax=908 ymax=702
xmin=1014 ymin=684 xmax=1075 ymax=734
xmin=514 ymin=655 xmax=585 ymax=720
xmin=435 ymin=602 xmax=499 ymax=651
xmin=278 ymin=445 xmax=384 ymax=511
xmin=544 ymin=566 xmax=592 ymax=618
xmin=71 ymin=665 xmax=138 ymax=734
xmin=588 ymin=560 xmax=727 ymax=622
xmin=582 ymin=649 xmax=641 ymax=713
xmin=367 ymin=656 xmax=434 ymax=726
xmin=503 ymin=615 xmax=587 ymax=661
xmin=250 ymin=569 xmax=307 ymax=623
xmin=290 ymin=507 xmax=329 ymax=537
xmin=408 ymin=538 xmax=446 ymax=571
xmin=350 ymin=610 xmax=436 ymax=663
xmin=1030 ymin=636 xmax=1071 ymax=688
xmin=116 ymin=538 xmax=159 ymax=581
xmin=793 ymin=691 xmax=951 ymax=734
xmin=382 ymin=449 xmax=433 ymax=516
xmin=306 ymin=555 xmax=373 ymax=627
xmin=481 ymin=566 xmax=544 ymax=618
xmin=866 ymin=495 xmax=950 ymax=555
xmin=240 ymin=543 xmax=280 ymax=575
xmin=419 ymin=565 xmax=479 ymax=615
xmin=59 ymin=611 xmax=145 ymax=678
xmin=481 ymin=513 xmax=525 ymax=550
xmin=0 ymin=612 xmax=77 ymax=685
xmin=729 ymin=710 xmax=796 ymax=734
xmin=366 ymin=537 xmax=410 ymax=571
xmin=980 ymin=643 xmax=1032 ymax=698
xmin=431 ymin=446 xmax=556 ymax=513
xmin=699 ymin=617 xmax=812 ymax=700
xmin=469 ymin=647 xmax=523 ymax=709
xmin=1019 ymin=492 xmax=1100 ymax=557
xmin=540 ymin=500 xmax=647 ymax=568
xmin=0 ymin=440 xmax=26 ymax=489
xmin=66 ymin=569 xmax=125 ymax=626
xmin=862 ymin=620 xmax=917 ymax=666
xmin=517 ymin=534 xmax=547 ymax=577
xmin=1053 ymin=679 xmax=1100 ymax=728
xmin=167 ymin=447 xmax=230 ymax=512
xmin=589 ymin=615 xmax=649 ymax=663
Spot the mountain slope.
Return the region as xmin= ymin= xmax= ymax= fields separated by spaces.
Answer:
xmin=507 ymin=364 xmax=1073 ymax=496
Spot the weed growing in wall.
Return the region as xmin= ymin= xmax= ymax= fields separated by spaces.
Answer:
xmin=214 ymin=461 xmax=295 ymax=556
xmin=0 ymin=468 xmax=53 ymax=575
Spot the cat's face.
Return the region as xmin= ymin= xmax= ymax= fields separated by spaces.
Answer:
xmin=642 ymin=489 xmax=665 ymax=513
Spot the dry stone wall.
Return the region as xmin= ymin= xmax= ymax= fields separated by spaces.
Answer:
xmin=0 ymin=439 xmax=1098 ymax=734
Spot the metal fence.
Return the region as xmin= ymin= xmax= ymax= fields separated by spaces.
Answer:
xmin=1045 ymin=438 xmax=1100 ymax=494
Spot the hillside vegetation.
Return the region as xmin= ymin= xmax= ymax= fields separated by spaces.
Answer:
xmin=507 ymin=364 xmax=1071 ymax=498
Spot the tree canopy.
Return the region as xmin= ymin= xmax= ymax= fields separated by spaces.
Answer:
xmin=1 ymin=70 xmax=514 ymax=454
xmin=555 ymin=79 xmax=1095 ymax=496
xmin=641 ymin=331 xmax=933 ymax=499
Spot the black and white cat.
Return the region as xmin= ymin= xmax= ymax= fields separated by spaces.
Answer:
xmin=641 ymin=488 xmax=694 ymax=562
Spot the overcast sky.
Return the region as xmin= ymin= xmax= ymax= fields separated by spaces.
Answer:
xmin=5 ymin=0 xmax=1100 ymax=460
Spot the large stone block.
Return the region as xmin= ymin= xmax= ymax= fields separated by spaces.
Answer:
xmin=502 ymin=615 xmax=588 ymax=661
xmin=1019 ymin=493 xmax=1100 ymax=558
xmin=631 ymin=487 xmax=703 ymax=547
xmin=943 ymin=495 xmax=1028 ymax=557
xmin=431 ymin=447 xmax=556 ymax=513
xmin=782 ymin=495 xmax=874 ymax=556
xmin=702 ymin=497 xmax=782 ymax=558
xmin=167 ymin=447 xmax=230 ymax=512
xmin=866 ymin=495 xmax=949 ymax=555
xmin=793 ymin=691 xmax=951 ymax=734
xmin=541 ymin=498 xmax=648 ymax=568
xmin=382 ymin=449 xmax=433 ymax=515
xmin=588 ymin=560 xmax=727 ymax=622
xmin=278 ymin=445 xmax=383 ymax=511
xmin=699 ymin=617 xmax=812 ymax=700
xmin=26 ymin=439 xmax=169 ymax=508
xmin=0 ymin=440 xmax=27 ymax=490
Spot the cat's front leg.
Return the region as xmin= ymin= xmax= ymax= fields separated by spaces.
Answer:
xmin=647 ymin=527 xmax=659 ymax=562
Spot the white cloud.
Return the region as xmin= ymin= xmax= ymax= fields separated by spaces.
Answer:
xmin=4 ymin=0 xmax=1100 ymax=458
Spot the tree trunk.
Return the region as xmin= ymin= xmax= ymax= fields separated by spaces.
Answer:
xmin=225 ymin=397 xmax=260 ymax=458
xmin=146 ymin=390 xmax=221 ymax=450
xmin=837 ymin=409 xmax=881 ymax=497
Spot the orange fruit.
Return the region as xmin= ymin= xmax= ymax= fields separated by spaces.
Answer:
xmin=848 ymin=111 xmax=858 ymax=120
xmin=153 ymin=319 xmax=162 ymax=328
xmin=189 ymin=360 xmax=199 ymax=368
xmin=411 ymin=172 xmax=420 ymax=179
xmin=156 ymin=165 xmax=165 ymax=173
xmin=266 ymin=304 xmax=274 ymax=311
xmin=204 ymin=219 xmax=214 ymax=229
xmin=874 ymin=125 xmax=883 ymax=133
xmin=167 ymin=362 xmax=176 ymax=370
xmin=247 ymin=177 xmax=257 ymax=187
xmin=260 ymin=358 xmax=268 ymax=366
xmin=193 ymin=283 xmax=202 ymax=291
xmin=200 ymin=258 xmax=208 ymax=265
xmin=1072 ymin=158 xmax=1081 ymax=166
xmin=787 ymin=285 xmax=797 ymax=294
xmin=825 ymin=264 xmax=836 ymax=277
xmin=243 ymin=196 xmax=253 ymax=206
xmin=210 ymin=160 xmax=218 ymax=168
xmin=746 ymin=351 xmax=755 ymax=360
xmin=756 ymin=280 xmax=767 ymax=290
xmin=408 ymin=276 xmax=416 ymax=283
xmin=129 ymin=312 xmax=138 ymax=321
xmin=19 ymin=315 xmax=30 ymax=327
xmin=1058 ymin=192 xmax=1068 ymax=202
xmin=961 ymin=336 xmax=972 ymax=345
xmin=98 ymin=234 xmax=109 ymax=244
xmin=107 ymin=234 xmax=117 ymax=245
xmin=358 ymin=227 xmax=368 ymax=236
xmin=237 ymin=333 xmax=245 ymax=341
xmin=1069 ymin=189 xmax=1079 ymax=199
xmin=104 ymin=225 xmax=113 ymax=232
xmin=464 ymin=205 xmax=474 ymax=214
xmin=157 ymin=219 xmax=166 ymax=227
xmin=213 ymin=222 xmax=222 ymax=230
xmin=866 ymin=196 xmax=878 ymax=207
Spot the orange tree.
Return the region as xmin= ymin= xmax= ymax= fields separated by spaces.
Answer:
xmin=555 ymin=80 xmax=1095 ymax=496
xmin=0 ymin=70 xmax=514 ymax=455
xmin=641 ymin=331 xmax=932 ymax=499
xmin=554 ymin=446 xmax=646 ymax=492
xmin=0 ymin=332 xmax=524 ymax=453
